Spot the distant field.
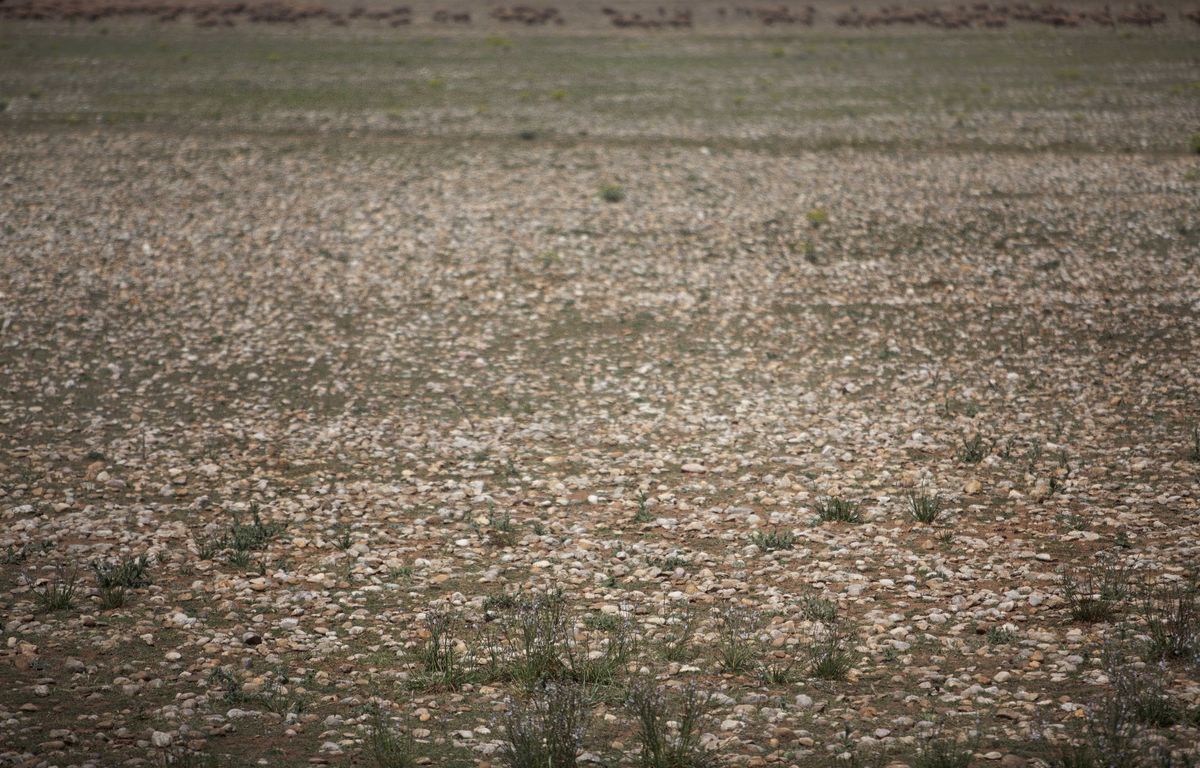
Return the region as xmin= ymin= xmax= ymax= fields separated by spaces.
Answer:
xmin=1 ymin=23 xmax=1198 ymax=151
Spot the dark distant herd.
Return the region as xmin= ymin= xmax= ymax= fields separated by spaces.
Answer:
xmin=0 ymin=0 xmax=1192 ymax=29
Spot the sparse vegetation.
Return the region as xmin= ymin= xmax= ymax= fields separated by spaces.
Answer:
xmin=1 ymin=18 xmax=1197 ymax=768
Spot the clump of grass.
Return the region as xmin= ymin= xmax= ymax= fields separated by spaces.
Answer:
xmin=333 ymin=524 xmax=353 ymax=550
xmin=1060 ymin=557 xmax=1130 ymax=623
xmin=751 ymin=527 xmax=795 ymax=552
xmin=500 ymin=683 xmax=591 ymax=768
xmin=363 ymin=707 xmax=416 ymax=768
xmin=807 ymin=622 xmax=854 ymax=681
xmin=1135 ymin=575 xmax=1199 ymax=661
xmin=226 ymin=550 xmax=252 ymax=569
xmin=98 ymin=583 xmax=127 ymax=609
xmin=806 ymin=207 xmax=829 ymax=227
xmin=658 ymin=602 xmax=698 ymax=662
xmin=496 ymin=590 xmax=572 ymax=687
xmin=715 ymin=605 xmax=759 ymax=673
xmin=1188 ymin=423 xmax=1200 ymax=461
xmin=199 ymin=505 xmax=285 ymax=565
xmin=627 ymin=681 xmax=716 ymax=768
xmin=413 ymin=607 xmax=475 ymax=690
xmin=210 ymin=668 xmax=306 ymax=716
xmin=599 ymin=184 xmax=625 ymax=203
xmin=759 ymin=657 xmax=798 ymax=685
xmin=91 ymin=553 xmax=152 ymax=589
xmin=486 ymin=509 xmax=518 ymax=547
xmin=907 ymin=491 xmax=942 ymax=524
xmin=227 ymin=505 xmax=285 ymax=551
xmin=1191 ymin=132 xmax=1200 ymax=155
xmin=633 ymin=491 xmax=653 ymax=523
xmin=34 ymin=566 xmax=78 ymax=612
xmin=814 ymin=496 xmax=862 ymax=524
xmin=801 ymin=595 xmax=838 ymax=624
xmin=985 ymin=625 xmax=1015 ymax=645
xmin=959 ymin=434 xmax=989 ymax=464
xmin=568 ymin=611 xmax=638 ymax=686
xmin=912 ymin=735 xmax=975 ymax=768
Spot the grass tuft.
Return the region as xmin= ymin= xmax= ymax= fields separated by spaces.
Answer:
xmin=814 ymin=496 xmax=862 ymax=524
xmin=907 ymin=491 xmax=943 ymax=524
xmin=751 ymin=527 xmax=795 ymax=552
xmin=599 ymin=184 xmax=625 ymax=203
xmin=34 ymin=566 xmax=78 ymax=612
xmin=363 ymin=706 xmax=415 ymax=768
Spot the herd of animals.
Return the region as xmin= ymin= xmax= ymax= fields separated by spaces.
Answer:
xmin=0 ymin=0 xmax=1194 ymax=28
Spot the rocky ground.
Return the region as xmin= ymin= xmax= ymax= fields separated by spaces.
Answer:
xmin=1 ymin=17 xmax=1199 ymax=768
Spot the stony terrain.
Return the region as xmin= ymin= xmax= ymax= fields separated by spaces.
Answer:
xmin=1 ymin=14 xmax=1199 ymax=768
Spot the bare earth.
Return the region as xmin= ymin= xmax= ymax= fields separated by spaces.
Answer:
xmin=1 ymin=11 xmax=1199 ymax=768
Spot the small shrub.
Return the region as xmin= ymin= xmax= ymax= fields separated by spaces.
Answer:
xmin=751 ymin=527 xmax=795 ymax=552
xmin=34 ymin=567 xmax=78 ymax=612
xmin=1191 ymin=132 xmax=1200 ymax=155
xmin=500 ymin=684 xmax=591 ymax=768
xmin=806 ymin=208 xmax=829 ymax=227
xmin=627 ymin=681 xmax=715 ymax=768
xmin=517 ymin=129 xmax=538 ymax=141
xmin=333 ymin=524 xmax=353 ymax=550
xmin=363 ymin=707 xmax=415 ymax=768
xmin=814 ymin=496 xmax=862 ymax=524
xmin=599 ymin=184 xmax=625 ymax=203
xmin=1188 ymin=423 xmax=1200 ymax=461
xmin=907 ymin=491 xmax=942 ymax=524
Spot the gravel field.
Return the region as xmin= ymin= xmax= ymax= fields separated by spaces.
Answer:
xmin=1 ymin=16 xmax=1200 ymax=768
